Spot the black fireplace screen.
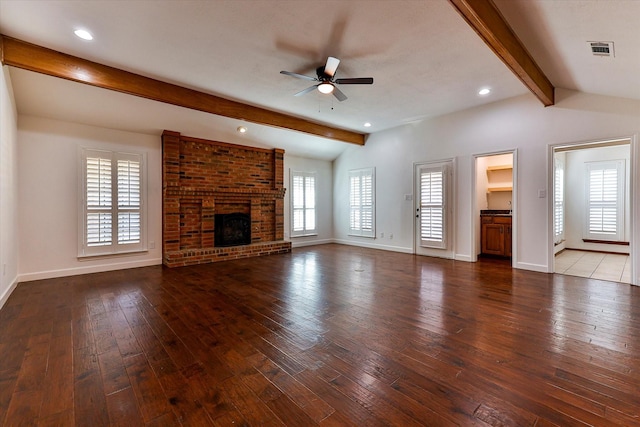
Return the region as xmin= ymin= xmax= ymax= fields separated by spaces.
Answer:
xmin=214 ymin=213 xmax=251 ymax=247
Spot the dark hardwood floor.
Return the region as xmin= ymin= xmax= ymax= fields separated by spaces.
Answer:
xmin=1 ymin=244 xmax=639 ymax=426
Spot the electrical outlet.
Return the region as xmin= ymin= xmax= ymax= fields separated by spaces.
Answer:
xmin=149 ymin=241 xmax=155 ymax=249
xmin=380 ymin=232 xmax=384 ymax=238
xmin=389 ymin=233 xmax=393 ymax=239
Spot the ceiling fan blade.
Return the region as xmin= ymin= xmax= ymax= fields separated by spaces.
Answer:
xmin=280 ymin=70 xmax=317 ymax=81
xmin=335 ymin=77 xmax=374 ymax=85
xmin=294 ymin=85 xmax=319 ymax=97
xmin=324 ymin=56 xmax=340 ymax=77
xmin=332 ymin=86 xmax=348 ymax=102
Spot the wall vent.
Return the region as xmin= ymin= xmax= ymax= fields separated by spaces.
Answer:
xmin=589 ymin=41 xmax=614 ymax=57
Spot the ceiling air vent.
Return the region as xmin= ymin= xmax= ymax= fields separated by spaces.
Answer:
xmin=589 ymin=41 xmax=614 ymax=57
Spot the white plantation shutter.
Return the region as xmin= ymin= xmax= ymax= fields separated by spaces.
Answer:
xmin=349 ymin=168 xmax=375 ymax=238
xmin=589 ymin=168 xmax=617 ymax=233
xmin=349 ymin=175 xmax=360 ymax=231
xmin=80 ymin=149 xmax=145 ymax=256
xmin=585 ymin=161 xmax=624 ymax=241
xmin=290 ymin=171 xmax=316 ymax=236
xmin=305 ymin=175 xmax=316 ymax=231
xmin=117 ymin=159 xmax=141 ymax=244
xmin=86 ymin=156 xmax=113 ymax=246
xmin=292 ymin=174 xmax=304 ymax=232
xmin=553 ymin=159 xmax=564 ymax=244
xmin=419 ymin=165 xmax=446 ymax=249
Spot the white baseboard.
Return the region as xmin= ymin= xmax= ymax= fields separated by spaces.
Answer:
xmin=0 ymin=275 xmax=19 ymax=310
xmin=290 ymin=238 xmax=334 ymax=248
xmin=515 ymin=261 xmax=550 ymax=273
xmin=454 ymin=254 xmax=473 ymax=262
xmin=332 ymin=239 xmax=414 ymax=254
xmin=18 ymin=258 xmax=163 ymax=283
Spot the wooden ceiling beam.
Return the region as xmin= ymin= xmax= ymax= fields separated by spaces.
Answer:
xmin=448 ymin=0 xmax=555 ymax=106
xmin=0 ymin=35 xmax=365 ymax=145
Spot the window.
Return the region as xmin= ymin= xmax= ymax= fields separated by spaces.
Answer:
xmin=349 ymin=168 xmax=375 ymax=238
xmin=79 ymin=148 xmax=146 ymax=256
xmin=418 ymin=163 xmax=447 ymax=249
xmin=585 ymin=160 xmax=624 ymax=241
xmin=290 ymin=171 xmax=316 ymax=237
xmin=553 ymin=158 xmax=564 ymax=244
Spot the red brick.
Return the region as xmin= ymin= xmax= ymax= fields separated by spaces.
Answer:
xmin=162 ymin=131 xmax=290 ymax=267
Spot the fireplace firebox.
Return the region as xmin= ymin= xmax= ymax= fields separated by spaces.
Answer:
xmin=215 ymin=213 xmax=251 ymax=247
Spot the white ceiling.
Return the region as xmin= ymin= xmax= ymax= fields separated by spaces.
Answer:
xmin=1 ymin=0 xmax=638 ymax=160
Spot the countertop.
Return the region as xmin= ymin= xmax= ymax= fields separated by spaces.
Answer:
xmin=480 ymin=210 xmax=512 ymax=216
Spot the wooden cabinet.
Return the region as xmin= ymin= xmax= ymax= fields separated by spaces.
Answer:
xmin=505 ymin=223 xmax=512 ymax=258
xmin=481 ymin=215 xmax=512 ymax=257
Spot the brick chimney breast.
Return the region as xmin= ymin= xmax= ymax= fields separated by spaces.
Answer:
xmin=162 ymin=131 xmax=290 ymax=267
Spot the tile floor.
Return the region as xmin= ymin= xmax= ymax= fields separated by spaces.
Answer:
xmin=555 ymin=249 xmax=631 ymax=284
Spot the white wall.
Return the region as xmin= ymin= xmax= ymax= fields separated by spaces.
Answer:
xmin=7 ymin=87 xmax=640 ymax=287
xmin=0 ymin=66 xmax=19 ymax=308
xmin=564 ymin=144 xmax=630 ymax=254
xmin=334 ymin=125 xmax=416 ymax=253
xmin=334 ymin=89 xmax=640 ymax=281
xmin=284 ymin=155 xmax=333 ymax=247
xmin=17 ymin=116 xmax=163 ymax=281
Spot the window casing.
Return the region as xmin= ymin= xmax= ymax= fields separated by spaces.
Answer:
xmin=585 ymin=160 xmax=624 ymax=241
xmin=290 ymin=171 xmax=317 ymax=237
xmin=79 ymin=148 xmax=146 ymax=257
xmin=349 ymin=168 xmax=375 ymax=238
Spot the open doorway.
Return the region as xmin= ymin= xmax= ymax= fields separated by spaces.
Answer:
xmin=474 ymin=152 xmax=515 ymax=266
xmin=552 ymin=138 xmax=632 ymax=284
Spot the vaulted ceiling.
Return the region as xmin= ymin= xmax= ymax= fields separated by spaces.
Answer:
xmin=1 ymin=0 xmax=638 ymax=160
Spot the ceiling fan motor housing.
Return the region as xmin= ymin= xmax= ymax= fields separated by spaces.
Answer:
xmin=316 ymin=66 xmax=332 ymax=81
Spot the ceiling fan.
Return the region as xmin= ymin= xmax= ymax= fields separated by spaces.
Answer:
xmin=280 ymin=56 xmax=373 ymax=102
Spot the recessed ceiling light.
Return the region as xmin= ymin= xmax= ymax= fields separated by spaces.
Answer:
xmin=478 ymin=88 xmax=491 ymax=96
xmin=364 ymin=122 xmax=372 ymax=128
xmin=237 ymin=126 xmax=247 ymax=133
xmin=74 ymin=29 xmax=93 ymax=41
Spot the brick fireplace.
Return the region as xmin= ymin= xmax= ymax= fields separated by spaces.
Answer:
xmin=162 ymin=130 xmax=291 ymax=267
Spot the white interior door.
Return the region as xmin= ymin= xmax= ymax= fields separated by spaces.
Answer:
xmin=415 ymin=160 xmax=454 ymax=259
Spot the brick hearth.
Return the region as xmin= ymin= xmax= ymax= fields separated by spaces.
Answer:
xmin=162 ymin=130 xmax=291 ymax=267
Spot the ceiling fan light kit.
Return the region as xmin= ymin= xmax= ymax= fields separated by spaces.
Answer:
xmin=281 ymin=56 xmax=373 ymax=102
xmin=317 ymin=82 xmax=334 ymax=94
